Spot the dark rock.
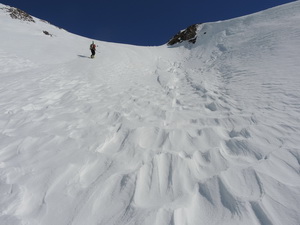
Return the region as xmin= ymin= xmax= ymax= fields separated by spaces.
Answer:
xmin=6 ymin=7 xmax=35 ymax=22
xmin=167 ymin=24 xmax=199 ymax=46
xmin=43 ymin=30 xmax=53 ymax=37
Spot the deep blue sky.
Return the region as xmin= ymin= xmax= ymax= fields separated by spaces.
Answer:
xmin=1 ymin=0 xmax=296 ymax=46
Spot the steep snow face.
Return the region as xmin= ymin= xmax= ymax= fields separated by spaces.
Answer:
xmin=1 ymin=2 xmax=300 ymax=225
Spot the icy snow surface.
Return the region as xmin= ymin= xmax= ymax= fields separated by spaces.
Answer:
xmin=1 ymin=2 xmax=300 ymax=225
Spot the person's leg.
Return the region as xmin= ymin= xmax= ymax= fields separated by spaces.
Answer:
xmin=91 ymin=50 xmax=95 ymax=58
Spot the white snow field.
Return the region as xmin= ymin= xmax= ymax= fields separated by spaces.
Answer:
xmin=1 ymin=2 xmax=300 ymax=225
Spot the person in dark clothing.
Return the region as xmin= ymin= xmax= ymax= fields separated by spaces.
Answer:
xmin=90 ymin=41 xmax=96 ymax=58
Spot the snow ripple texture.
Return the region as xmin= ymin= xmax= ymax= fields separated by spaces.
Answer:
xmin=1 ymin=2 xmax=300 ymax=225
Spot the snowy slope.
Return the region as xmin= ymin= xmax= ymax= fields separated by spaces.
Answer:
xmin=1 ymin=2 xmax=300 ymax=225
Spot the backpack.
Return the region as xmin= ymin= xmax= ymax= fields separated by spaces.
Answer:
xmin=90 ymin=44 xmax=96 ymax=50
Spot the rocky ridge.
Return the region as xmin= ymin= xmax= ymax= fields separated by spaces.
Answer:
xmin=167 ymin=24 xmax=200 ymax=46
xmin=2 ymin=6 xmax=35 ymax=22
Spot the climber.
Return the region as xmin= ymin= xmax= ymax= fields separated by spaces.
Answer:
xmin=90 ymin=41 xmax=96 ymax=58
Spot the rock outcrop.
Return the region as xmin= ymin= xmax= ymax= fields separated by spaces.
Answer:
xmin=5 ymin=6 xmax=35 ymax=22
xmin=167 ymin=24 xmax=199 ymax=46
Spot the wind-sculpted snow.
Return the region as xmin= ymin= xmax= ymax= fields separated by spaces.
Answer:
xmin=1 ymin=2 xmax=300 ymax=225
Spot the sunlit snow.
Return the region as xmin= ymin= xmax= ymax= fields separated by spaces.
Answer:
xmin=1 ymin=2 xmax=300 ymax=225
